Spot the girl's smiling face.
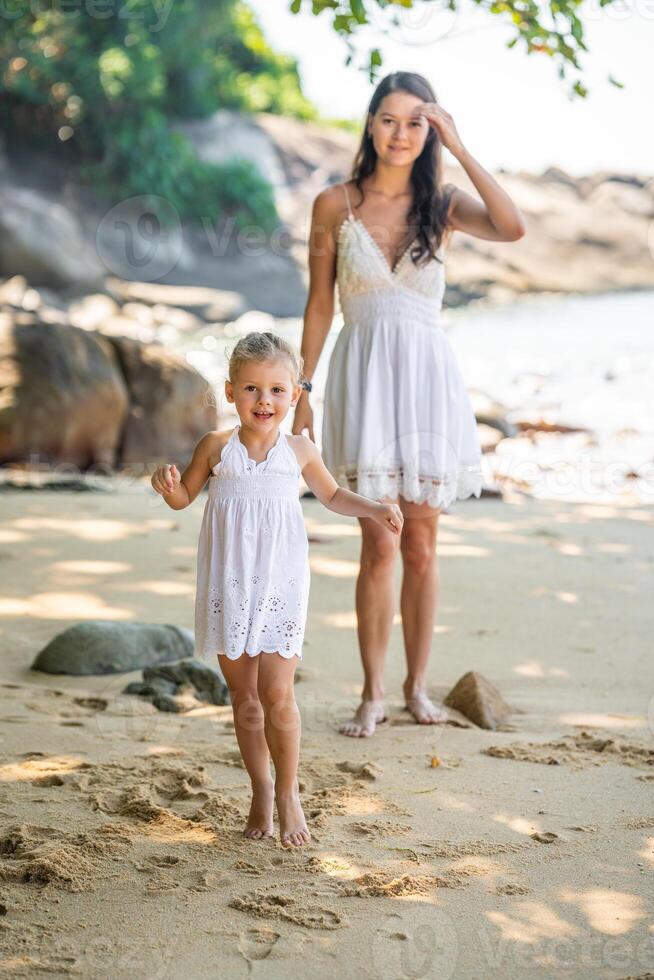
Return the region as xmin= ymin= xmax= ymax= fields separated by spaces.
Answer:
xmin=225 ymin=358 xmax=300 ymax=431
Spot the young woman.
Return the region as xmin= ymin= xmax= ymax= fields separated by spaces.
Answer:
xmin=293 ymin=71 xmax=526 ymax=738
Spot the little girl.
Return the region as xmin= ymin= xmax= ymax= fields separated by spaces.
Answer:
xmin=151 ymin=331 xmax=403 ymax=848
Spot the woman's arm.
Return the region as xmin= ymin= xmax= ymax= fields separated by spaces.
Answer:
xmin=416 ymin=102 xmax=527 ymax=242
xmin=293 ymin=187 xmax=341 ymax=441
xmin=446 ymin=152 xmax=527 ymax=242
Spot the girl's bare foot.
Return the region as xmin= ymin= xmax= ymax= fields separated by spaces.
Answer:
xmin=276 ymin=788 xmax=310 ymax=848
xmin=339 ymin=699 xmax=387 ymax=737
xmin=244 ymin=781 xmax=275 ymax=840
xmin=403 ymin=686 xmax=449 ymax=724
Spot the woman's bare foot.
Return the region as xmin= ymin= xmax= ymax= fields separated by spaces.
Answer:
xmin=243 ymin=781 xmax=275 ymax=840
xmin=403 ymin=687 xmax=449 ymax=725
xmin=339 ymin=699 xmax=387 ymax=737
xmin=276 ymin=788 xmax=310 ymax=848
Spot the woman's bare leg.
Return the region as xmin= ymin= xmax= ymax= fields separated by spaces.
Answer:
xmin=339 ymin=500 xmax=401 ymax=737
xmin=218 ymin=653 xmax=275 ymax=839
xmin=398 ymin=499 xmax=448 ymax=723
xmin=257 ymin=653 xmax=310 ymax=848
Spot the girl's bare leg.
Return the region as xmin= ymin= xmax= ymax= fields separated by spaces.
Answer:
xmin=398 ymin=498 xmax=448 ymax=723
xmin=339 ymin=501 xmax=402 ymax=737
xmin=218 ymin=653 xmax=275 ymax=839
xmin=257 ymin=653 xmax=309 ymax=847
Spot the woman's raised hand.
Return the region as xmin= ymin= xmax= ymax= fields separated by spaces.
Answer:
xmin=151 ymin=463 xmax=181 ymax=496
xmin=374 ymin=502 xmax=404 ymax=536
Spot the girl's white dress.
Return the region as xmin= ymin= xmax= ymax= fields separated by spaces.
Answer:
xmin=194 ymin=424 xmax=310 ymax=661
xmin=322 ymin=183 xmax=484 ymax=510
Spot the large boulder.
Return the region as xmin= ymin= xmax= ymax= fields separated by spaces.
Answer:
xmin=107 ymin=335 xmax=217 ymax=468
xmin=0 ymin=185 xmax=105 ymax=291
xmin=0 ymin=315 xmax=129 ymax=468
xmin=32 ymin=621 xmax=195 ymax=675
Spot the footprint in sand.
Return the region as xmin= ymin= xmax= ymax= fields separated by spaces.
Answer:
xmin=530 ymin=831 xmax=562 ymax=844
xmin=230 ymin=889 xmax=343 ymax=930
xmin=346 ymin=820 xmax=411 ymax=838
xmin=484 ymin=731 xmax=654 ymax=768
xmin=339 ymin=871 xmax=439 ymax=898
xmin=493 ymin=882 xmax=533 ymax=895
xmin=238 ymin=925 xmax=282 ymax=962
xmin=336 ymin=760 xmax=382 ymax=781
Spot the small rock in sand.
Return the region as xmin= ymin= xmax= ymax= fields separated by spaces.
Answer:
xmin=32 ymin=621 xmax=195 ymax=675
xmin=443 ymin=671 xmax=511 ymax=729
xmin=125 ymin=659 xmax=229 ymax=712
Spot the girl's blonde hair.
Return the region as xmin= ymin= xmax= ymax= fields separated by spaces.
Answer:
xmin=228 ymin=331 xmax=303 ymax=385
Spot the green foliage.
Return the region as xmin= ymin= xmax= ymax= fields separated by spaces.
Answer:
xmin=289 ymin=0 xmax=623 ymax=99
xmin=0 ymin=1 xmax=314 ymax=229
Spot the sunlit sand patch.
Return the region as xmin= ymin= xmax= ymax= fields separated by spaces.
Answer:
xmin=49 ymin=560 xmax=131 ymax=575
xmin=305 ymin=853 xmax=364 ymax=880
xmin=492 ymin=814 xmax=546 ymax=837
xmin=528 ymin=587 xmax=578 ymax=603
xmin=320 ymin=609 xmax=451 ymax=634
xmin=116 ymin=580 xmax=194 ymax=596
xmin=12 ymin=517 xmax=142 ymax=541
xmin=486 ymin=903 xmax=579 ymax=943
xmin=437 ymin=544 xmax=490 ymax=557
xmin=309 ymin=556 xmax=359 ymax=578
xmin=303 ymin=519 xmax=361 ymax=538
xmin=338 ymin=795 xmax=386 ymax=816
xmin=0 ymin=529 xmax=29 ymax=543
xmin=424 ymin=791 xmax=474 ymax=813
xmin=558 ymin=713 xmax=647 ymax=730
xmin=577 ymin=504 xmax=623 ymax=520
xmin=558 ymin=888 xmax=647 ymax=936
xmin=552 ymin=542 xmax=584 ymax=555
xmin=0 ymin=755 xmax=91 ymax=782
xmin=513 ymin=660 xmax=569 ymax=678
xmin=596 ymin=542 xmax=630 ymax=554
xmin=339 ymin=870 xmax=440 ymax=898
xmin=0 ymin=592 xmax=132 ymax=620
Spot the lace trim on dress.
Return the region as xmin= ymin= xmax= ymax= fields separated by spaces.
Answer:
xmin=334 ymin=463 xmax=484 ymax=511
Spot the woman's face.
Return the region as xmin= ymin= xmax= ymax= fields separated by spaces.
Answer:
xmin=368 ymin=91 xmax=432 ymax=166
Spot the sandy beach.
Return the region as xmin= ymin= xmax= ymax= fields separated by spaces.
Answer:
xmin=0 ymin=485 xmax=652 ymax=978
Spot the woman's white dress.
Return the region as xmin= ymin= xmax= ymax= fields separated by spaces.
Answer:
xmin=322 ymin=183 xmax=484 ymax=510
xmin=194 ymin=425 xmax=310 ymax=661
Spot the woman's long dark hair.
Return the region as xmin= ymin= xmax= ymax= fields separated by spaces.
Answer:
xmin=350 ymin=71 xmax=453 ymax=267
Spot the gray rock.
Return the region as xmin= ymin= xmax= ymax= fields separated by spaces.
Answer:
xmin=31 ymin=621 xmax=195 ymax=676
xmin=444 ymin=671 xmax=512 ymax=730
xmin=124 ymin=658 xmax=229 ymax=712
xmin=0 ymin=185 xmax=105 ymax=290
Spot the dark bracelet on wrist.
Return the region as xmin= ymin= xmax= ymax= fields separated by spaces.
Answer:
xmin=300 ymin=378 xmax=313 ymax=393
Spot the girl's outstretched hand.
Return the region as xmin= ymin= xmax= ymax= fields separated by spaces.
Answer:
xmin=151 ymin=463 xmax=181 ymax=496
xmin=374 ymin=502 xmax=404 ymax=536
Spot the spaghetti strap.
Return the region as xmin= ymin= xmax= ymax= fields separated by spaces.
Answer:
xmin=341 ymin=182 xmax=353 ymax=217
